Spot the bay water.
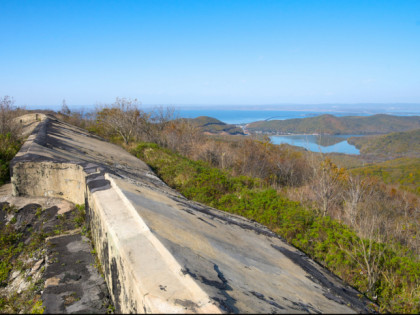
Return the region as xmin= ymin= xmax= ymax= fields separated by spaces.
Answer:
xmin=270 ymin=135 xmax=361 ymax=155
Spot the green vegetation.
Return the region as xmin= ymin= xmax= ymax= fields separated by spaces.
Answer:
xmin=351 ymin=157 xmax=420 ymax=195
xmin=133 ymin=143 xmax=419 ymax=314
xmin=330 ymin=129 xmax=420 ymax=194
xmin=0 ymin=205 xmax=50 ymax=286
xmin=0 ymin=96 xmax=24 ymax=185
xmin=0 ymin=204 xmax=48 ymax=314
xmin=348 ymin=129 xmax=420 ymax=158
xmin=73 ymin=204 xmax=86 ymax=228
xmin=30 ymin=300 xmax=45 ymax=314
xmin=0 ymin=225 xmax=24 ymax=286
xmin=0 ymin=133 xmax=22 ymax=185
xmin=247 ymin=114 xmax=420 ymax=135
xmin=0 ymin=292 xmax=44 ymax=314
xmin=184 ymin=116 xmax=244 ymax=135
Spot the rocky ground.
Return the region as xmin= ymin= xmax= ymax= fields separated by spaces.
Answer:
xmin=0 ymin=184 xmax=112 ymax=314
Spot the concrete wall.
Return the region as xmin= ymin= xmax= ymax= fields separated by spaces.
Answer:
xmin=12 ymin=162 xmax=85 ymax=205
xmin=10 ymin=115 xmax=373 ymax=314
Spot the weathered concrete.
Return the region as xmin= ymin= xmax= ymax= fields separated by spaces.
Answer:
xmin=0 ymin=185 xmax=111 ymax=314
xmin=43 ymin=232 xmax=111 ymax=313
xmin=11 ymin=115 xmax=374 ymax=313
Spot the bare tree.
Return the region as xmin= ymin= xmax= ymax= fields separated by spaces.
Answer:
xmin=151 ymin=106 xmax=177 ymax=125
xmin=392 ymin=191 xmax=420 ymax=254
xmin=141 ymin=106 xmax=178 ymax=145
xmin=339 ymin=205 xmax=387 ymax=297
xmin=233 ymin=138 xmax=273 ymax=180
xmin=162 ymin=119 xmax=202 ymax=156
xmin=0 ymin=95 xmax=21 ymax=137
xmin=310 ymin=157 xmax=345 ymax=217
xmin=274 ymin=146 xmax=309 ymax=187
xmin=60 ymin=99 xmax=71 ymax=116
xmin=96 ymin=97 xmax=149 ymax=144
xmin=342 ymin=174 xmax=374 ymax=226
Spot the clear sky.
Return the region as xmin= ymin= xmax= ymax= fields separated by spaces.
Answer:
xmin=1 ymin=0 xmax=419 ymax=107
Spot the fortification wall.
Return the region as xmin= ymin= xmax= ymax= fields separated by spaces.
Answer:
xmin=12 ymin=162 xmax=85 ymax=204
xmin=10 ymin=115 xmax=373 ymax=313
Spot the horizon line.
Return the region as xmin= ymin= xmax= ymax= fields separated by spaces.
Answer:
xmin=22 ymin=102 xmax=420 ymax=108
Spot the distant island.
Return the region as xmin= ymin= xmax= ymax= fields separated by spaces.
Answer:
xmin=246 ymin=114 xmax=420 ymax=135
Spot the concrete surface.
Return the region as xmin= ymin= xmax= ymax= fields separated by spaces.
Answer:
xmin=0 ymin=184 xmax=111 ymax=314
xmin=11 ymin=115 xmax=374 ymax=313
xmin=43 ymin=232 xmax=111 ymax=314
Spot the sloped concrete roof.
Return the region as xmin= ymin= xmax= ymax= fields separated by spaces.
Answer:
xmin=11 ymin=114 xmax=373 ymax=313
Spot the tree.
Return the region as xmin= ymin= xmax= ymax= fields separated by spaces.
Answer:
xmin=310 ymin=157 xmax=345 ymax=217
xmin=162 ymin=119 xmax=202 ymax=156
xmin=139 ymin=106 xmax=177 ymax=145
xmin=96 ymin=97 xmax=149 ymax=144
xmin=339 ymin=207 xmax=387 ymax=297
xmin=0 ymin=95 xmax=20 ymax=137
xmin=342 ymin=174 xmax=374 ymax=226
xmin=60 ymin=99 xmax=71 ymax=116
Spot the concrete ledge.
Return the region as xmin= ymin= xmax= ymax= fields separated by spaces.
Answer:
xmin=11 ymin=115 xmax=373 ymax=313
xmin=88 ymin=174 xmax=220 ymax=313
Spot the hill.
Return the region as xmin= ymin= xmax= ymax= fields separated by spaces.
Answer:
xmin=351 ymin=157 xmax=420 ymax=195
xmin=246 ymin=114 xmax=420 ymax=135
xmin=186 ymin=116 xmax=245 ymax=135
xmin=348 ymin=129 xmax=420 ymax=158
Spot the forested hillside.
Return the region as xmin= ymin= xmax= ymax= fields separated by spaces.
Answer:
xmin=348 ymin=129 xmax=420 ymax=157
xmin=350 ymin=158 xmax=420 ymax=195
xmin=247 ymin=114 xmax=420 ymax=135
xmin=345 ymin=129 xmax=420 ymax=195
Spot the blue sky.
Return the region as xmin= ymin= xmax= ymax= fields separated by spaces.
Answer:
xmin=1 ymin=0 xmax=419 ymax=107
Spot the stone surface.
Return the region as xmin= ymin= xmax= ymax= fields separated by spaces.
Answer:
xmin=42 ymin=233 xmax=110 ymax=314
xmin=11 ymin=115 xmax=374 ymax=313
xmin=0 ymin=184 xmax=111 ymax=314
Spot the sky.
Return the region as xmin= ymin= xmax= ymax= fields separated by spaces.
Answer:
xmin=1 ymin=0 xmax=420 ymax=108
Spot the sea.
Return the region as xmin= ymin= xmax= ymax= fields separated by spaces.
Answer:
xmin=173 ymin=104 xmax=420 ymax=125
xmin=39 ymin=104 xmax=420 ymax=155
